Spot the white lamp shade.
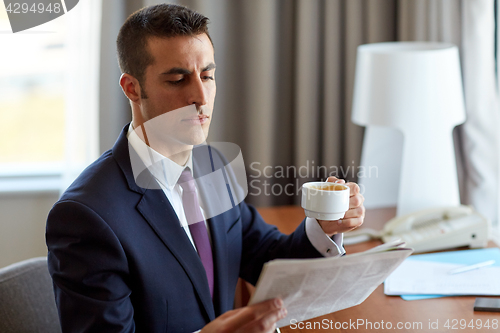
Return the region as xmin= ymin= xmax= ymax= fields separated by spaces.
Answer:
xmin=351 ymin=42 xmax=466 ymax=216
xmin=352 ymin=42 xmax=466 ymax=132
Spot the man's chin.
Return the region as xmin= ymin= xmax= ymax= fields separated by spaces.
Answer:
xmin=186 ymin=134 xmax=208 ymax=146
xmin=185 ymin=126 xmax=210 ymax=145
xmin=173 ymin=130 xmax=208 ymax=148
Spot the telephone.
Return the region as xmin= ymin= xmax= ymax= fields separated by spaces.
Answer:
xmin=345 ymin=205 xmax=491 ymax=253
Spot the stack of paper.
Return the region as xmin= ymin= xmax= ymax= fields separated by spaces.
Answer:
xmin=384 ymin=248 xmax=500 ymax=300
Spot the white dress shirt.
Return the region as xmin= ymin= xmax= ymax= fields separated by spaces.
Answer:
xmin=127 ymin=124 xmax=345 ymax=257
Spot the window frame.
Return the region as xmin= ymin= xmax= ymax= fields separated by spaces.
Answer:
xmin=0 ymin=0 xmax=102 ymax=194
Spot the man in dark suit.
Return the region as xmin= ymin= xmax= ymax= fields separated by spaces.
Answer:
xmin=46 ymin=4 xmax=365 ymax=332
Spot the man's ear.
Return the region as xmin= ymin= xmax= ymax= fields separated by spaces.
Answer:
xmin=119 ymin=73 xmax=142 ymax=103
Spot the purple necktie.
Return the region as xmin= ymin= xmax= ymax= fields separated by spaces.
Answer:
xmin=178 ymin=169 xmax=214 ymax=298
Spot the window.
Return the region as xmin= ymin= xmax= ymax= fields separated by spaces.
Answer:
xmin=0 ymin=0 xmax=101 ymax=192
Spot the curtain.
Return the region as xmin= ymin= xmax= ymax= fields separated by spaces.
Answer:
xmin=460 ymin=0 xmax=499 ymax=227
xmin=98 ymin=0 xmax=132 ymax=154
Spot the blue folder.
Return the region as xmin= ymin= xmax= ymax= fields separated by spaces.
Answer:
xmin=395 ymin=248 xmax=500 ymax=301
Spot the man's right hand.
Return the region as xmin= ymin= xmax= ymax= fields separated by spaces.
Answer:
xmin=200 ymin=298 xmax=287 ymax=333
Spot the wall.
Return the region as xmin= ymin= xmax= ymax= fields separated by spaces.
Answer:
xmin=0 ymin=192 xmax=58 ymax=268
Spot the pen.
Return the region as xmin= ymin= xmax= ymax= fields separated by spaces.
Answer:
xmin=448 ymin=260 xmax=496 ymax=275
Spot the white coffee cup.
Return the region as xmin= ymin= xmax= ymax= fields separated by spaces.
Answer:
xmin=301 ymin=182 xmax=350 ymax=220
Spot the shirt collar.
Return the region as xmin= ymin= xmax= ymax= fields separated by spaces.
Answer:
xmin=127 ymin=123 xmax=193 ymax=189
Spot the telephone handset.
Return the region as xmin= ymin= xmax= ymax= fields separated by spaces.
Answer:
xmin=344 ymin=205 xmax=491 ymax=253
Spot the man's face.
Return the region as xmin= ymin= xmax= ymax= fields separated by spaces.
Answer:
xmin=135 ymin=33 xmax=216 ymax=154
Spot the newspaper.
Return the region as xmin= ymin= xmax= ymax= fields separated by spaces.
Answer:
xmin=249 ymin=241 xmax=413 ymax=328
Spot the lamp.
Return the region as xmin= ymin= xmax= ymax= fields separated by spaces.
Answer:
xmin=352 ymin=42 xmax=466 ymax=216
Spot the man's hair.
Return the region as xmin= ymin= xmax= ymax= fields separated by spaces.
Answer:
xmin=117 ymin=4 xmax=211 ymax=93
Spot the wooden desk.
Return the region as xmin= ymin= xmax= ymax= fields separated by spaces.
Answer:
xmin=255 ymin=206 xmax=500 ymax=333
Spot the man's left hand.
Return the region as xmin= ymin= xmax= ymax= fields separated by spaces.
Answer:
xmin=317 ymin=176 xmax=365 ymax=237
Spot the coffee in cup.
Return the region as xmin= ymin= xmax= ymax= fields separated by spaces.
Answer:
xmin=301 ymin=182 xmax=350 ymax=220
xmin=309 ymin=184 xmax=347 ymax=191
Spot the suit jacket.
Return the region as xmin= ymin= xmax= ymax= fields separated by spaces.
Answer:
xmin=46 ymin=125 xmax=322 ymax=332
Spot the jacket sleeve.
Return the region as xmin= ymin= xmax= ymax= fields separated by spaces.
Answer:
xmin=238 ymin=201 xmax=323 ymax=285
xmin=46 ymin=200 xmax=135 ymax=333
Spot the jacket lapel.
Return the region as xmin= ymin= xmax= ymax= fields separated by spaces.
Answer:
xmin=112 ymin=126 xmax=216 ymax=321
xmin=136 ymin=189 xmax=216 ymax=321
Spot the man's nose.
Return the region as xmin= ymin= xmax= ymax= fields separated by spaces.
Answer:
xmin=187 ymin=77 xmax=208 ymax=107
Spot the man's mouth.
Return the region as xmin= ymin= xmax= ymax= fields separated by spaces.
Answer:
xmin=182 ymin=115 xmax=209 ymax=125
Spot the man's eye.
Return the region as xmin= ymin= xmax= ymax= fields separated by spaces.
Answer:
xmin=168 ymin=78 xmax=184 ymax=85
xmin=202 ymin=76 xmax=214 ymax=81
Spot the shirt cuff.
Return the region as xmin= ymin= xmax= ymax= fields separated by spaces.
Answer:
xmin=305 ymin=217 xmax=346 ymax=257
